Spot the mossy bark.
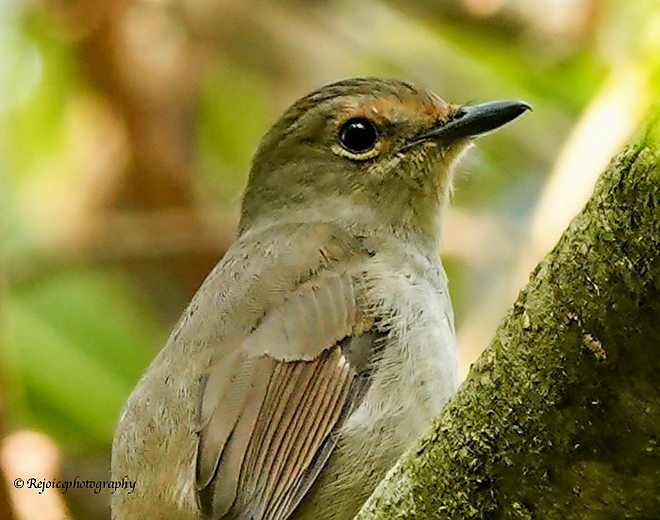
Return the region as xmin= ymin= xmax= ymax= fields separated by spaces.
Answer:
xmin=356 ymin=125 xmax=659 ymax=519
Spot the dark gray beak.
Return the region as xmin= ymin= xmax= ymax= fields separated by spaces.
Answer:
xmin=419 ymin=100 xmax=531 ymax=143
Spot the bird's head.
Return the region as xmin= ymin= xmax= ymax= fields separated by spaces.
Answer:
xmin=239 ymin=77 xmax=529 ymax=239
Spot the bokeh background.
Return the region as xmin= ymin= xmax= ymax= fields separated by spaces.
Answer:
xmin=0 ymin=0 xmax=658 ymax=518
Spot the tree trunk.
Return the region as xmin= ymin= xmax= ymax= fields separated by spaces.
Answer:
xmin=356 ymin=122 xmax=659 ymax=519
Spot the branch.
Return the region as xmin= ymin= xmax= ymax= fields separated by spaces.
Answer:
xmin=357 ymin=122 xmax=659 ymax=518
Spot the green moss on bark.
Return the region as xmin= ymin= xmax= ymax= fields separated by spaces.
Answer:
xmin=357 ymin=130 xmax=659 ymax=519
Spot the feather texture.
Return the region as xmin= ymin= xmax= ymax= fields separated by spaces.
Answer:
xmin=195 ymin=262 xmax=374 ymax=519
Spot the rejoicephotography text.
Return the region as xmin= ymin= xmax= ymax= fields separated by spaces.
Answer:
xmin=13 ymin=475 xmax=136 ymax=495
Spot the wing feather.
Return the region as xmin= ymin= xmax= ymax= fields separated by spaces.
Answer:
xmin=195 ymin=262 xmax=374 ymax=519
xmin=255 ymin=357 xmax=338 ymax=517
xmin=196 ymin=350 xmax=255 ymax=488
xmin=197 ymin=356 xmax=273 ymax=516
xmin=246 ymin=363 xmax=315 ymax=503
xmin=236 ymin=363 xmax=301 ymax=505
xmin=265 ymin=351 xmax=353 ymax=520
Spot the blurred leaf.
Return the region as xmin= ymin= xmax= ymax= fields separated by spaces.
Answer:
xmin=195 ymin=65 xmax=270 ymax=203
xmin=3 ymin=268 xmax=165 ymax=446
xmin=3 ymin=13 xmax=79 ymax=180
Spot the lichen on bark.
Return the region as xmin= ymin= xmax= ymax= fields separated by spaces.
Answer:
xmin=356 ymin=123 xmax=659 ymax=519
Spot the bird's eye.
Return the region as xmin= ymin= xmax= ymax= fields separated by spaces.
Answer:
xmin=339 ymin=118 xmax=378 ymax=154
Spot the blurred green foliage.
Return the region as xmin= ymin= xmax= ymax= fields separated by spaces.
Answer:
xmin=196 ymin=66 xmax=270 ymax=205
xmin=4 ymin=269 xmax=163 ymax=446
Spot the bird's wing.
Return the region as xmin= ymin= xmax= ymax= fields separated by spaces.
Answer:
xmin=194 ymin=228 xmax=376 ymax=520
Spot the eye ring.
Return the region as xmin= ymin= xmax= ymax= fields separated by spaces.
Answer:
xmin=338 ymin=118 xmax=378 ymax=155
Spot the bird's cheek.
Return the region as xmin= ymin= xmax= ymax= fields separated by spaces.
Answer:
xmin=440 ymin=139 xmax=472 ymax=168
xmin=414 ymin=143 xmax=447 ymax=186
xmin=429 ymin=159 xmax=451 ymax=194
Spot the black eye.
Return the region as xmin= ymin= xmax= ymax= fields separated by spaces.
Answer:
xmin=339 ymin=118 xmax=378 ymax=154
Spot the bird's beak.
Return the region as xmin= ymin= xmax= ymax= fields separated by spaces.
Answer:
xmin=419 ymin=100 xmax=531 ymax=143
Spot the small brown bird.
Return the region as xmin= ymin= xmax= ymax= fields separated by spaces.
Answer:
xmin=111 ymin=77 xmax=529 ymax=519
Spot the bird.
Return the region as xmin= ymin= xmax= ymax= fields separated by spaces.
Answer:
xmin=111 ymin=77 xmax=530 ymax=520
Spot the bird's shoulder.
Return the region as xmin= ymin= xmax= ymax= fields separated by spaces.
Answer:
xmin=168 ymin=222 xmax=370 ymax=353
